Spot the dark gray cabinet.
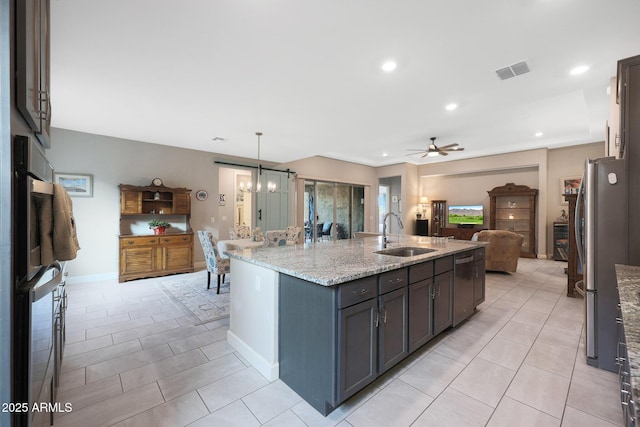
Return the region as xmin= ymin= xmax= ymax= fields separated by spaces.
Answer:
xmin=433 ymin=257 xmax=453 ymax=335
xmin=338 ymin=297 xmax=377 ymax=402
xmin=16 ymin=0 xmax=51 ymax=148
xmin=278 ymin=253 xmax=475 ymax=416
xmin=408 ymin=261 xmax=434 ymax=352
xmin=378 ymin=287 xmax=408 ymax=374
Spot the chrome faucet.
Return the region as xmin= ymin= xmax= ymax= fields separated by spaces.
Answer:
xmin=382 ymin=212 xmax=404 ymax=246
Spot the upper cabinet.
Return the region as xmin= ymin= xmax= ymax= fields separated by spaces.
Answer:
xmin=488 ymin=183 xmax=538 ymax=258
xmin=120 ymin=184 xmax=191 ymax=216
xmin=16 ymin=0 xmax=51 ymax=148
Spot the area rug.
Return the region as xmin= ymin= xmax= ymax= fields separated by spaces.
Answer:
xmin=158 ymin=270 xmax=230 ymax=324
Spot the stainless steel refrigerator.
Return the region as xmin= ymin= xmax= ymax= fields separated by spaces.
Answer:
xmin=576 ymin=156 xmax=627 ymax=373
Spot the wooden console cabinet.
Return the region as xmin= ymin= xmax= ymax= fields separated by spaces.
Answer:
xmin=488 ymin=183 xmax=538 ymax=258
xmin=564 ymin=194 xmax=582 ymax=297
xmin=119 ymin=183 xmax=193 ymax=282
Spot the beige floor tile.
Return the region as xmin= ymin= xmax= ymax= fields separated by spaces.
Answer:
xmin=523 ymin=341 xmax=577 ymax=378
xmin=56 ymin=374 xmax=122 ymax=411
xmin=261 ymin=409 xmax=307 ymax=427
xmin=412 ymin=388 xmax=493 ymax=427
xmin=566 ymin=368 xmax=625 ymax=424
xmin=61 ymin=339 xmax=142 ymax=373
xmin=65 ymin=312 xmax=131 ymax=335
xmin=506 ymin=364 xmax=570 ymax=418
xmin=86 ymin=316 xmax=156 ymax=339
xmin=200 ymin=338 xmax=238 ymax=360
xmin=85 ymin=343 xmax=174 ymax=383
xmin=477 ymin=336 xmax=530 ymax=371
xmin=54 ymin=382 xmax=164 ymax=427
xmin=536 ymin=323 xmax=581 ymax=350
xmin=158 ymin=352 xmax=246 ymax=401
xmin=495 ymin=320 xmax=541 ymax=346
xmin=138 ymin=323 xmax=208 ymax=348
xmin=346 ymin=379 xmax=433 ymax=427
xmin=433 ymin=330 xmax=489 ymax=364
xmin=57 ymin=367 xmax=85 ymax=392
xmin=110 ymin=390 xmax=209 ymax=427
xmin=189 ymin=400 xmax=261 ymax=427
xmin=241 ymin=379 xmax=303 ymax=424
xmin=63 ymin=334 xmax=113 ymax=357
xmin=487 ymin=396 xmax=560 ymax=427
xmin=168 ymin=327 xmax=227 ymax=354
xmin=111 ymin=318 xmax=181 ymax=344
xmin=399 ymin=351 xmax=466 ymax=398
xmin=120 ymin=348 xmax=209 ymax=392
xmin=510 ymin=309 xmax=549 ymax=328
xmin=561 ymin=405 xmax=622 ymax=427
xmin=197 ymin=367 xmax=269 ymax=412
xmin=450 ymin=358 xmax=516 ymax=408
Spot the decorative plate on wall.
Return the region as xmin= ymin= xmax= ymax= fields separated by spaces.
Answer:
xmin=196 ymin=190 xmax=208 ymax=201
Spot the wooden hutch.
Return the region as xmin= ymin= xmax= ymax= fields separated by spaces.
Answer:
xmin=118 ymin=181 xmax=194 ymax=282
xmin=488 ymin=183 xmax=538 ymax=258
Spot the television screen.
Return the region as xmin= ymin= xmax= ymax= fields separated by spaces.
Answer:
xmin=448 ymin=205 xmax=484 ymax=225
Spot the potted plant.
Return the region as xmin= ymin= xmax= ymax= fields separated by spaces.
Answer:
xmin=148 ymin=219 xmax=171 ymax=235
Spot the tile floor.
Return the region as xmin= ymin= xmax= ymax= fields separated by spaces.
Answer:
xmin=53 ymin=258 xmax=624 ymax=426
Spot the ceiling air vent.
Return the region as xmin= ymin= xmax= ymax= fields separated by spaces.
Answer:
xmin=495 ymin=60 xmax=532 ymax=80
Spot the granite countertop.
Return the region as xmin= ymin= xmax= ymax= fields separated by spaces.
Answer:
xmin=615 ymin=264 xmax=640 ymax=410
xmin=225 ymin=235 xmax=486 ymax=286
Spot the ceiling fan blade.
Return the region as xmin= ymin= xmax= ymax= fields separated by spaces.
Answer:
xmin=440 ymin=151 xmax=449 ymax=156
xmin=438 ymin=143 xmax=459 ymax=150
xmin=447 ymin=147 xmax=464 ymax=151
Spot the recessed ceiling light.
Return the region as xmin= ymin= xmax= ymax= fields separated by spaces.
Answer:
xmin=535 ymin=132 xmax=543 ymax=137
xmin=570 ymin=65 xmax=590 ymax=76
xmin=381 ymin=61 xmax=397 ymax=72
xmin=382 ymin=152 xmax=388 ymax=157
xmin=445 ymin=103 xmax=458 ymax=111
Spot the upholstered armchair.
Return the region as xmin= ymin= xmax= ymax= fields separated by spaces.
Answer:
xmin=474 ymin=230 xmax=524 ymax=273
xmin=197 ymin=231 xmax=230 ymax=293
xmin=229 ymin=225 xmax=251 ymax=240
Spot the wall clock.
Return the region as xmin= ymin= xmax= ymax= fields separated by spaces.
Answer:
xmin=152 ymin=177 xmax=163 ymax=186
xmin=196 ymin=190 xmax=208 ymax=201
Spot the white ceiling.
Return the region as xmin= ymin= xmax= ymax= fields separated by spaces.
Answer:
xmin=50 ymin=0 xmax=640 ymax=167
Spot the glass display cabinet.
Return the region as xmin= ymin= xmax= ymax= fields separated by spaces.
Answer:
xmin=488 ymin=183 xmax=538 ymax=258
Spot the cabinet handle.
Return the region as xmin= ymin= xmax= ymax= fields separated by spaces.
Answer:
xmin=383 ymin=307 xmax=387 ymax=324
xmin=375 ymin=309 xmax=379 ymax=328
xmin=352 ymin=288 xmax=370 ymax=296
xmin=182 ymin=237 xmax=188 ymax=241
xmin=149 ymin=239 xmax=156 ymax=244
xmin=127 ymin=240 xmax=135 ymax=245
xmin=388 ymin=278 xmax=403 ymax=284
xmin=163 ymin=238 xmax=170 ymax=242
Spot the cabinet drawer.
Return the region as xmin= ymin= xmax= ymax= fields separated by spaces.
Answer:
xmin=158 ymin=234 xmax=193 ymax=245
xmin=409 ymin=261 xmax=433 ymax=284
xmin=120 ymin=236 xmax=159 ymax=246
xmin=435 ymin=256 xmax=453 ymax=275
xmin=338 ymin=276 xmax=378 ymax=309
xmin=379 ymin=269 xmax=408 ymax=294
xmin=474 ymin=247 xmax=485 ymax=260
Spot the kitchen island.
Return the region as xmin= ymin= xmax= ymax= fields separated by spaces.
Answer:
xmin=225 ymin=235 xmax=487 ymax=415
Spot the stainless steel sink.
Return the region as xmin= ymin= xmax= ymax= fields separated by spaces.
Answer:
xmin=374 ymin=247 xmax=437 ymax=257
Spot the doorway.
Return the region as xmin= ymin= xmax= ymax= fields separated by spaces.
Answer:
xmin=304 ymin=180 xmax=364 ymax=242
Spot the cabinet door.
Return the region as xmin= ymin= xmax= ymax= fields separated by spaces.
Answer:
xmin=159 ymin=242 xmax=193 ymax=271
xmin=337 ymin=298 xmax=377 ymax=402
xmin=173 ymin=193 xmax=191 ymax=215
xmin=120 ymin=245 xmax=156 ymax=276
xmin=121 ymin=190 xmax=142 ymax=214
xmin=433 ymin=270 xmax=453 ymax=335
xmin=409 ymin=278 xmax=433 ymax=352
xmin=378 ymin=287 xmax=408 ymax=374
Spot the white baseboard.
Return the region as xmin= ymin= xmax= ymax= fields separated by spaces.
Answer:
xmin=227 ymin=330 xmax=279 ymax=382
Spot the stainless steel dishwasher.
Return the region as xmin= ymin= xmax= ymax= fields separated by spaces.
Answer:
xmin=453 ymin=251 xmax=475 ymax=326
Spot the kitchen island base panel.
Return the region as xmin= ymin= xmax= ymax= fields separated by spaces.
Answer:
xmin=227 ymin=259 xmax=279 ymax=381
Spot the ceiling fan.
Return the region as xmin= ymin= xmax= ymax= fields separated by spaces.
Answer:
xmin=407 ymin=137 xmax=464 ymax=157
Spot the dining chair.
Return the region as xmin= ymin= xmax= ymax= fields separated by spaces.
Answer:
xmin=197 ymin=230 xmax=230 ymax=293
xmin=229 ymin=225 xmax=251 ymax=240
xmin=263 ymin=230 xmax=288 ymax=247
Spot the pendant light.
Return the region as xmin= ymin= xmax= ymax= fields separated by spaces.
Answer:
xmin=238 ymin=132 xmax=276 ymax=193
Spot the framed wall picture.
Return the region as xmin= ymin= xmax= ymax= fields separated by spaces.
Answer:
xmin=560 ymin=176 xmax=581 ymax=205
xmin=55 ymin=173 xmax=93 ymax=197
